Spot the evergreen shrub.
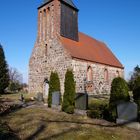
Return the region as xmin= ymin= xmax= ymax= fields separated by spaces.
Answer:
xmin=48 ymin=72 xmax=60 ymax=107
xmin=62 ymin=70 xmax=75 ymax=114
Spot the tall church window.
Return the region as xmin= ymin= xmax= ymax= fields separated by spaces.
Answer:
xmin=39 ymin=11 xmax=42 ymax=41
xmin=104 ymin=69 xmax=109 ymax=82
xmin=51 ymin=5 xmax=54 ymax=38
xmin=47 ymin=7 xmax=50 ymax=38
xmin=43 ymin=9 xmax=46 ymax=40
xmin=87 ymin=66 xmax=93 ymax=82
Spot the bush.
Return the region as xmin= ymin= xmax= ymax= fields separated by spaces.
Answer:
xmin=109 ymin=77 xmax=130 ymax=121
xmin=64 ymin=106 xmax=75 ymax=114
xmin=62 ymin=70 xmax=75 ymax=114
xmin=133 ymin=77 xmax=140 ymax=122
xmin=87 ymin=101 xmax=109 ymax=119
xmin=48 ymin=72 xmax=60 ymax=107
xmin=87 ymin=109 xmax=101 ymax=119
xmin=8 ymin=82 xmax=22 ymax=92
xmin=128 ymin=65 xmax=140 ymax=91
xmin=133 ymin=77 xmax=140 ymax=102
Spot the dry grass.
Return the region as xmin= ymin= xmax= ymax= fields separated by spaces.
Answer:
xmin=0 ymin=93 xmax=140 ymax=140
xmin=0 ymin=92 xmax=35 ymax=102
xmin=0 ymin=105 xmax=140 ymax=140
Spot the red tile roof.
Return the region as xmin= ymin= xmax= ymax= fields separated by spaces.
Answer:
xmin=60 ymin=32 xmax=123 ymax=69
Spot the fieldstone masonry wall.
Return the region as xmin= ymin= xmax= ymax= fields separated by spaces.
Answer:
xmin=29 ymin=0 xmax=72 ymax=94
xmin=72 ymin=59 xmax=124 ymax=95
xmin=29 ymin=38 xmax=72 ymax=94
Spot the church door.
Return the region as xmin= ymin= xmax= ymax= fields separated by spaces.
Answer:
xmin=45 ymin=82 xmax=49 ymax=96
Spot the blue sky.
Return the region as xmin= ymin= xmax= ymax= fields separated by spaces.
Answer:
xmin=0 ymin=0 xmax=140 ymax=83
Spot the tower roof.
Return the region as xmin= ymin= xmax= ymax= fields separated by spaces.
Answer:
xmin=38 ymin=0 xmax=78 ymax=11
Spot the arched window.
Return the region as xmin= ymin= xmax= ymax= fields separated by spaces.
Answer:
xmin=47 ymin=7 xmax=50 ymax=37
xmin=104 ymin=69 xmax=109 ymax=81
xmin=87 ymin=66 xmax=93 ymax=81
xmin=43 ymin=9 xmax=46 ymax=40
xmin=44 ymin=78 xmax=49 ymax=96
xmin=116 ymin=70 xmax=120 ymax=77
xmin=43 ymin=9 xmax=46 ymax=16
xmin=39 ymin=11 xmax=42 ymax=41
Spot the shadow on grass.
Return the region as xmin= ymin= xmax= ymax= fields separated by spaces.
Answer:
xmin=43 ymin=119 xmax=115 ymax=128
xmin=0 ymin=122 xmax=20 ymax=140
xmin=0 ymin=101 xmax=37 ymax=117
xmin=42 ymin=119 xmax=139 ymax=128
xmin=0 ymin=104 xmax=23 ymax=117
xmin=25 ymin=124 xmax=46 ymax=140
xmin=44 ymin=127 xmax=80 ymax=140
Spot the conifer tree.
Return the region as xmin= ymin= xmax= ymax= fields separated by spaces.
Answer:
xmin=62 ymin=69 xmax=75 ymax=114
xmin=0 ymin=44 xmax=9 ymax=94
xmin=48 ymin=72 xmax=60 ymax=107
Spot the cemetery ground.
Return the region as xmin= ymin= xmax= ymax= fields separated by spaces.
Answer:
xmin=0 ymin=93 xmax=140 ymax=140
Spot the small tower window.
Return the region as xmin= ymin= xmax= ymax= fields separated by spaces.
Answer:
xmin=45 ymin=44 xmax=47 ymax=55
xmin=44 ymin=9 xmax=46 ymax=16
xmin=47 ymin=7 xmax=50 ymax=11
xmin=87 ymin=66 xmax=93 ymax=82
xmin=116 ymin=71 xmax=120 ymax=77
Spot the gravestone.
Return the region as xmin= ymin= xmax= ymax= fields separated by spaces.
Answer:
xmin=75 ymin=93 xmax=88 ymax=110
xmin=52 ymin=91 xmax=61 ymax=106
xmin=117 ymin=102 xmax=138 ymax=124
xmin=36 ymin=92 xmax=44 ymax=102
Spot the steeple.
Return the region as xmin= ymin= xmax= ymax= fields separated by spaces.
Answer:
xmin=37 ymin=0 xmax=79 ymax=42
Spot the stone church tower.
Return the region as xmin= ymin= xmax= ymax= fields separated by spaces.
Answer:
xmin=29 ymin=0 xmax=124 ymax=96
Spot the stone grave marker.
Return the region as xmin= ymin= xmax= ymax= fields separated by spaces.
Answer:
xmin=36 ymin=92 xmax=44 ymax=102
xmin=116 ymin=101 xmax=138 ymax=124
xmin=52 ymin=91 xmax=61 ymax=106
xmin=75 ymin=93 xmax=88 ymax=110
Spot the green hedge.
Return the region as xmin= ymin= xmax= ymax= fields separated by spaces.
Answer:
xmin=109 ymin=77 xmax=130 ymax=121
xmin=87 ymin=101 xmax=110 ymax=120
xmin=133 ymin=77 xmax=140 ymax=103
xmin=132 ymin=77 xmax=140 ymax=122
xmin=48 ymin=72 xmax=61 ymax=107
xmin=62 ymin=70 xmax=75 ymax=114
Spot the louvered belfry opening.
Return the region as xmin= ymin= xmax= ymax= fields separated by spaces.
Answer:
xmin=60 ymin=0 xmax=79 ymax=41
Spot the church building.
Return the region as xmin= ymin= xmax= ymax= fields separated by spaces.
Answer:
xmin=29 ymin=0 xmax=124 ymax=96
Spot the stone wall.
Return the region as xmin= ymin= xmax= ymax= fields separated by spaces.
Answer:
xmin=29 ymin=39 xmax=124 ymax=96
xmin=29 ymin=38 xmax=72 ymax=95
xmin=29 ymin=0 xmax=73 ymax=95
xmin=72 ymin=59 xmax=124 ymax=95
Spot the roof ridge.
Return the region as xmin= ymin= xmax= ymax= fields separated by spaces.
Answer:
xmin=39 ymin=0 xmax=78 ymax=10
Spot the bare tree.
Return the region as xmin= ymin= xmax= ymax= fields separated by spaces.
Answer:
xmin=9 ymin=67 xmax=23 ymax=84
xmin=8 ymin=67 xmax=23 ymax=92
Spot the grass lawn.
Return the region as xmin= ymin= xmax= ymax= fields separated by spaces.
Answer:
xmin=0 ymin=92 xmax=35 ymax=102
xmin=0 ymin=93 xmax=140 ymax=140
